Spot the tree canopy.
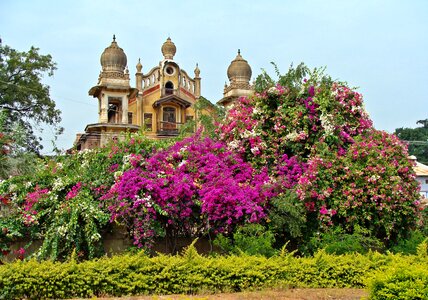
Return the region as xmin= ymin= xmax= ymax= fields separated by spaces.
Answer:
xmin=395 ymin=119 xmax=428 ymax=165
xmin=0 ymin=41 xmax=62 ymax=154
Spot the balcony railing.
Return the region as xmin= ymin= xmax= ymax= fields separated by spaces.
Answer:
xmin=157 ymin=121 xmax=184 ymax=136
xmin=161 ymin=88 xmax=180 ymax=97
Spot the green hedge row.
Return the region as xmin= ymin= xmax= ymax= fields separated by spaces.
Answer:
xmin=0 ymin=246 xmax=427 ymax=299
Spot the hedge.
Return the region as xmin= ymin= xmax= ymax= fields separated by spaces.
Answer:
xmin=0 ymin=246 xmax=426 ymax=299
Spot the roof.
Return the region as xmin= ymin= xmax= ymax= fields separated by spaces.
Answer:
xmin=414 ymin=161 xmax=428 ymax=176
xmin=153 ymin=94 xmax=192 ymax=108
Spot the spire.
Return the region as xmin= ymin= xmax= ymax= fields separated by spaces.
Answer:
xmin=136 ymin=58 xmax=143 ymax=73
xmin=194 ymin=63 xmax=200 ymax=77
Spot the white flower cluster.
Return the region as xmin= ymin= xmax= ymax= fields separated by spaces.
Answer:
xmin=78 ymin=148 xmax=96 ymax=168
xmin=250 ymin=146 xmax=259 ymax=154
xmin=8 ymin=184 xmax=18 ymax=193
xmin=57 ymin=225 xmax=68 ymax=237
xmin=228 ymin=140 xmax=240 ymax=150
xmin=90 ymin=232 xmax=101 ymax=241
xmin=320 ymin=113 xmax=335 ymax=136
xmin=52 ymin=178 xmax=63 ymax=192
xmin=285 ymin=131 xmax=299 ymax=141
xmin=240 ymin=129 xmax=256 ymax=139
xmin=114 ymin=171 xmax=123 ymax=179
xmin=268 ymin=86 xmax=279 ymax=95
xmin=136 ymin=194 xmax=153 ymax=208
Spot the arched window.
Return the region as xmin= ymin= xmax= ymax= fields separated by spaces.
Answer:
xmin=165 ymin=81 xmax=174 ymax=95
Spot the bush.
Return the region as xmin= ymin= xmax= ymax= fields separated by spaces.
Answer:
xmin=214 ymin=224 xmax=277 ymax=257
xmin=2 ymin=246 xmax=416 ymax=299
xmin=391 ymin=230 xmax=427 ymax=255
xmin=305 ymin=226 xmax=384 ymax=255
xmin=369 ymin=258 xmax=428 ymax=299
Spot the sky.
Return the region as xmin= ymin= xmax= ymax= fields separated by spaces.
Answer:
xmin=1 ymin=0 xmax=428 ymax=154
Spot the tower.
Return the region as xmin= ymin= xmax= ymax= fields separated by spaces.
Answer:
xmin=75 ymin=36 xmax=139 ymax=150
xmin=133 ymin=37 xmax=201 ymax=137
xmin=218 ymin=49 xmax=253 ymax=109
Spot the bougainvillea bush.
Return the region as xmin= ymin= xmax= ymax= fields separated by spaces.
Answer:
xmin=296 ymin=130 xmax=421 ymax=242
xmin=219 ymin=63 xmax=422 ymax=247
xmin=103 ymin=133 xmax=274 ymax=249
xmin=0 ymin=134 xmax=173 ymax=260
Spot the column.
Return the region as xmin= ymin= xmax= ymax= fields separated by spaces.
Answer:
xmin=122 ymin=96 xmax=128 ymax=124
xmin=100 ymin=94 xmax=108 ymax=123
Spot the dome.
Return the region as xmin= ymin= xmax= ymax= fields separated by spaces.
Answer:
xmin=100 ymin=35 xmax=127 ymax=72
xmin=227 ymin=49 xmax=252 ymax=82
xmin=161 ymin=37 xmax=176 ymax=59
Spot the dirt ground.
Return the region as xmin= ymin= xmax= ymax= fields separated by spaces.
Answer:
xmin=97 ymin=288 xmax=368 ymax=300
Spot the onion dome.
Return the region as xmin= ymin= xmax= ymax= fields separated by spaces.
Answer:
xmin=194 ymin=63 xmax=200 ymax=77
xmin=161 ymin=37 xmax=176 ymax=59
xmin=136 ymin=58 xmax=143 ymax=73
xmin=100 ymin=35 xmax=127 ymax=72
xmin=227 ymin=49 xmax=252 ymax=82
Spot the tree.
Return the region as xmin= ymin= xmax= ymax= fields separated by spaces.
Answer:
xmin=395 ymin=119 xmax=428 ymax=165
xmin=0 ymin=40 xmax=62 ymax=155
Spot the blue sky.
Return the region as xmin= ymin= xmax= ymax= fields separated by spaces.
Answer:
xmin=1 ymin=0 xmax=427 ymax=153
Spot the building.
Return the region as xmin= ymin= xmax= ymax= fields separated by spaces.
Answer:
xmin=409 ymin=156 xmax=428 ymax=203
xmin=75 ymin=36 xmax=253 ymax=150
xmin=217 ymin=49 xmax=253 ymax=109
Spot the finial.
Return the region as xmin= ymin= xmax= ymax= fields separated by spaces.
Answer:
xmin=113 ymin=34 xmax=116 ymax=42
xmin=238 ymin=49 xmax=241 ymax=55
xmin=136 ymin=58 xmax=143 ymax=72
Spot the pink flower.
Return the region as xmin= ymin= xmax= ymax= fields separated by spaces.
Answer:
xmin=319 ymin=206 xmax=329 ymax=215
xmin=66 ymin=182 xmax=82 ymax=200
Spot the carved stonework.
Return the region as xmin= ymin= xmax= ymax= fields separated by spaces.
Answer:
xmin=224 ymin=82 xmax=252 ymax=94
xmin=99 ymin=71 xmax=128 ymax=81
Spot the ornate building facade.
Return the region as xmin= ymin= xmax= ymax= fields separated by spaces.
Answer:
xmin=75 ymin=36 xmax=252 ymax=150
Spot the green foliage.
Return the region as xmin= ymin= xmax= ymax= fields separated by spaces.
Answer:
xmin=0 ymin=132 xmax=173 ymax=261
xmin=369 ymin=254 xmax=428 ymax=299
xmin=180 ymin=96 xmax=224 ymax=138
xmin=305 ymin=226 xmax=384 ymax=255
xmin=1 ymin=250 xmax=426 ymax=299
xmin=214 ymin=224 xmax=277 ymax=257
xmin=391 ymin=230 xmax=427 ymax=255
xmin=268 ymin=190 xmax=307 ymax=241
xmin=0 ymin=41 xmax=62 ymax=154
xmin=0 ymin=111 xmax=39 ymax=179
xmin=395 ymin=118 xmax=428 ymax=165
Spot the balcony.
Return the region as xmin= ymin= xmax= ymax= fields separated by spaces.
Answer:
xmin=161 ymin=88 xmax=180 ymax=97
xmin=156 ymin=121 xmax=184 ymax=136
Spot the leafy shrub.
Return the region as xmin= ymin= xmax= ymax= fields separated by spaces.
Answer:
xmin=1 ymin=248 xmax=419 ymax=299
xmin=305 ymin=226 xmax=384 ymax=255
xmin=391 ymin=230 xmax=427 ymax=255
xmin=214 ymin=224 xmax=277 ymax=257
xmin=369 ymin=255 xmax=428 ymax=299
